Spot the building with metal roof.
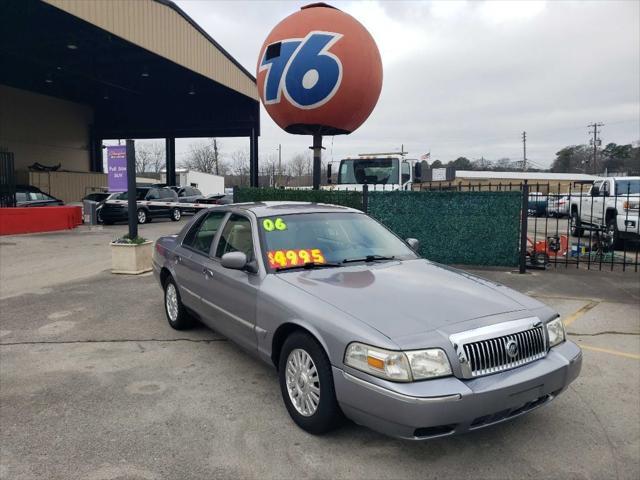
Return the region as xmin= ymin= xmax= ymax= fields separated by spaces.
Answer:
xmin=0 ymin=0 xmax=260 ymax=205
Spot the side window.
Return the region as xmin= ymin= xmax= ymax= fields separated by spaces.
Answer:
xmin=193 ymin=188 xmax=201 ymax=196
xmin=16 ymin=192 xmax=27 ymax=202
xmin=401 ymin=162 xmax=410 ymax=184
xmin=183 ymin=212 xmax=227 ymax=255
xmin=147 ymin=189 xmax=159 ymax=200
xmin=162 ymin=189 xmax=174 ymax=199
xmin=215 ymin=214 xmax=255 ymax=261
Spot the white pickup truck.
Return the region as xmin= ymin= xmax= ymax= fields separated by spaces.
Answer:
xmin=570 ymin=176 xmax=640 ymax=246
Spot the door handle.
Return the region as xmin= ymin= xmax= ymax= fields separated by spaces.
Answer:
xmin=203 ymin=268 xmax=214 ymax=278
xmin=174 ymin=255 xmax=181 ymax=264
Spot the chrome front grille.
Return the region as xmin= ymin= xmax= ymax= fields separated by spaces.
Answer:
xmin=449 ymin=318 xmax=548 ymax=379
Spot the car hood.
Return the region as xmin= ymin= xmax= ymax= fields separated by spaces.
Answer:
xmin=278 ymin=259 xmax=543 ymax=340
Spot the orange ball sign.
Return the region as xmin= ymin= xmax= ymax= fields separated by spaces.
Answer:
xmin=256 ymin=3 xmax=383 ymax=136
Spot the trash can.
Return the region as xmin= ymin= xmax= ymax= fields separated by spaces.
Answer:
xmin=83 ymin=200 xmax=99 ymax=225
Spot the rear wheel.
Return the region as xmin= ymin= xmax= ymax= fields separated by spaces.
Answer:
xmin=137 ymin=208 xmax=147 ymax=224
xmin=278 ymin=332 xmax=343 ymax=435
xmin=163 ymin=277 xmax=193 ymax=330
xmin=570 ymin=210 xmax=583 ymax=237
xmin=170 ymin=208 xmax=181 ymax=222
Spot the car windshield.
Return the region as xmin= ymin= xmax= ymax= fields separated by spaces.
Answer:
xmin=117 ymin=189 xmax=148 ymax=200
xmin=260 ymin=212 xmax=418 ymax=271
xmin=615 ymin=180 xmax=640 ymax=195
xmin=337 ymin=158 xmax=399 ymax=185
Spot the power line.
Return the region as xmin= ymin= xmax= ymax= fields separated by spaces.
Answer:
xmin=522 ymin=131 xmax=527 ymax=171
xmin=587 ymin=122 xmax=604 ymax=174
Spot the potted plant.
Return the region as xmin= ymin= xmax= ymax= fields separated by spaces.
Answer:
xmin=110 ymin=234 xmax=153 ymax=274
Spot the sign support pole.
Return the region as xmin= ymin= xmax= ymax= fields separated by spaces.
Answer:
xmin=126 ymin=139 xmax=138 ymax=240
xmin=312 ymin=134 xmax=322 ymax=190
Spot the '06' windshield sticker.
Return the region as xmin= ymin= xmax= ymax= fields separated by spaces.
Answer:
xmin=262 ymin=218 xmax=287 ymax=232
xmin=267 ymin=249 xmax=325 ymax=268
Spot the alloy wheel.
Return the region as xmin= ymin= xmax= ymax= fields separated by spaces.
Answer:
xmin=285 ymin=348 xmax=321 ymax=417
xmin=165 ymin=283 xmax=178 ymax=322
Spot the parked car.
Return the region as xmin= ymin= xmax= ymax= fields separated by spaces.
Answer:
xmin=195 ymin=193 xmax=233 ymax=205
xmin=153 ymin=202 xmax=581 ymax=440
xmin=570 ymin=176 xmax=640 ymax=246
xmin=100 ymin=187 xmax=181 ymax=225
xmin=15 ymin=185 xmax=64 ymax=207
xmin=168 ymin=186 xmax=202 ymax=213
xmin=86 ymin=192 xmax=120 ymax=224
xmin=527 ymin=193 xmax=548 ymax=217
xmin=546 ymin=194 xmax=570 ymax=217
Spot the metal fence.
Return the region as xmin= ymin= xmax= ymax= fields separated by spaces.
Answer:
xmin=416 ymin=180 xmax=639 ymax=272
xmin=0 ymin=151 xmax=16 ymax=208
xmin=235 ymin=181 xmax=640 ymax=272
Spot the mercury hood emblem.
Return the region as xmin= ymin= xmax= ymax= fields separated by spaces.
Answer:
xmin=506 ymin=339 xmax=519 ymax=359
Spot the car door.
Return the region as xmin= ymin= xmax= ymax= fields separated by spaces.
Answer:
xmin=176 ymin=211 xmax=229 ymax=316
xmin=589 ymin=181 xmax=605 ymax=225
xmin=198 ymin=213 xmax=260 ymax=352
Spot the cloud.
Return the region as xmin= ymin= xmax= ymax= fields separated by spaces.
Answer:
xmin=174 ymin=0 xmax=639 ymax=168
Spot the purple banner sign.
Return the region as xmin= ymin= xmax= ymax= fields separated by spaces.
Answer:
xmin=107 ymin=146 xmax=127 ymax=192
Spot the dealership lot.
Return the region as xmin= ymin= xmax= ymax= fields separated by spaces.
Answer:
xmin=1 ymin=221 xmax=639 ymax=479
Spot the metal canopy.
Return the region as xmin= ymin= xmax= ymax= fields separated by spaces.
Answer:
xmin=0 ymin=0 xmax=260 ymax=180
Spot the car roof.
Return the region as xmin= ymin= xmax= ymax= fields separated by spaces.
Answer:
xmin=228 ymin=201 xmax=361 ymax=217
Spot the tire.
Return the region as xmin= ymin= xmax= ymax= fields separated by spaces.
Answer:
xmin=606 ymin=217 xmax=622 ymax=250
xmin=278 ymin=332 xmax=343 ymax=435
xmin=97 ymin=209 xmax=103 ymax=224
xmin=170 ymin=208 xmax=181 ymax=222
xmin=137 ymin=208 xmax=148 ymax=224
xmin=532 ymin=251 xmax=549 ymax=267
xmin=570 ymin=210 xmax=583 ymax=237
xmin=163 ymin=276 xmax=193 ymax=330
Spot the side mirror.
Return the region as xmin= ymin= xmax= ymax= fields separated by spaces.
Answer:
xmin=327 ymin=163 xmax=332 ymax=184
xmin=406 ymin=238 xmax=420 ymax=251
xmin=414 ymin=163 xmax=422 ymax=180
xmin=591 ymin=186 xmax=600 ymax=196
xmin=221 ymin=251 xmax=248 ymax=270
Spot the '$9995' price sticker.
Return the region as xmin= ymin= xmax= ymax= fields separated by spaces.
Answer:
xmin=267 ymin=249 xmax=325 ymax=269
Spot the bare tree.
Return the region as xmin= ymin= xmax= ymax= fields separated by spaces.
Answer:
xmin=230 ymin=150 xmax=250 ymax=186
xmin=288 ymin=153 xmax=308 ymax=178
xmin=135 ymin=141 xmax=165 ymax=173
xmin=181 ymin=138 xmax=227 ymax=175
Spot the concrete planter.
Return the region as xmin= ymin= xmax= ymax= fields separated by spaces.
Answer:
xmin=110 ymin=240 xmax=153 ymax=275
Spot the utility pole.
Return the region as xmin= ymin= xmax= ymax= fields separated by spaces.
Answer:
xmin=588 ymin=122 xmax=603 ymax=174
xmin=278 ymin=144 xmax=282 ymax=186
xmin=521 ymin=131 xmax=527 ymax=171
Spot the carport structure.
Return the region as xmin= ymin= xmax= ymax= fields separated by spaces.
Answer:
xmin=0 ymin=0 xmax=260 ymax=188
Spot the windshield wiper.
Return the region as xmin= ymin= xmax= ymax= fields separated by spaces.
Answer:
xmin=275 ymin=261 xmax=342 ymax=272
xmin=342 ymin=255 xmax=396 ymax=264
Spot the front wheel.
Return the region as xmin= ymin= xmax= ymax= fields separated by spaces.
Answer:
xmin=278 ymin=332 xmax=343 ymax=435
xmin=137 ymin=208 xmax=148 ymax=224
xmin=606 ymin=217 xmax=621 ymax=250
xmin=170 ymin=208 xmax=181 ymax=222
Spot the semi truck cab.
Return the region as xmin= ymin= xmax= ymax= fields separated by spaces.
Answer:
xmin=326 ymin=153 xmax=422 ymax=191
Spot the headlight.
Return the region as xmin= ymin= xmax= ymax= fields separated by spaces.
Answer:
xmin=405 ymin=349 xmax=453 ymax=380
xmin=623 ymin=200 xmax=640 ymax=211
xmin=344 ymin=343 xmax=452 ymax=382
xmin=546 ymin=317 xmax=566 ymax=347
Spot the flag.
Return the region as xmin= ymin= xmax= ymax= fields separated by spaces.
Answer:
xmin=420 ymin=152 xmax=431 ymax=161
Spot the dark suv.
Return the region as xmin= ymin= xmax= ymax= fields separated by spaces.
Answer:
xmin=100 ymin=187 xmax=181 ymax=225
xmin=16 ymin=185 xmax=64 ymax=207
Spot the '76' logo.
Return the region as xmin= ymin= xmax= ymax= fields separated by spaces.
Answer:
xmin=260 ymin=31 xmax=343 ymax=110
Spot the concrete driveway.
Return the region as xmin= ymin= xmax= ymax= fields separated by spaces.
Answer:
xmin=1 ymin=222 xmax=639 ymax=479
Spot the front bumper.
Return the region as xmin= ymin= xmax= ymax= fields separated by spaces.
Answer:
xmin=333 ymin=340 xmax=582 ymax=440
xmin=617 ymin=214 xmax=639 ymax=239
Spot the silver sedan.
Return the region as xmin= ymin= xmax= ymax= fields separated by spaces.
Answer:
xmin=152 ymin=202 xmax=582 ymax=440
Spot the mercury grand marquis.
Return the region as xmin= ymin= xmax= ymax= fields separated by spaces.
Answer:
xmin=152 ymin=201 xmax=582 ymax=440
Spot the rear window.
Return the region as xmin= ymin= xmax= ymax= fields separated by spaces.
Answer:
xmin=615 ymin=180 xmax=640 ymax=195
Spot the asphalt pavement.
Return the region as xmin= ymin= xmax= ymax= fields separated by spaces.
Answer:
xmin=1 ymin=220 xmax=639 ymax=479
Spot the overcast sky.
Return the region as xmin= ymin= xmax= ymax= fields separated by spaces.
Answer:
xmin=170 ymin=0 xmax=639 ymax=169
